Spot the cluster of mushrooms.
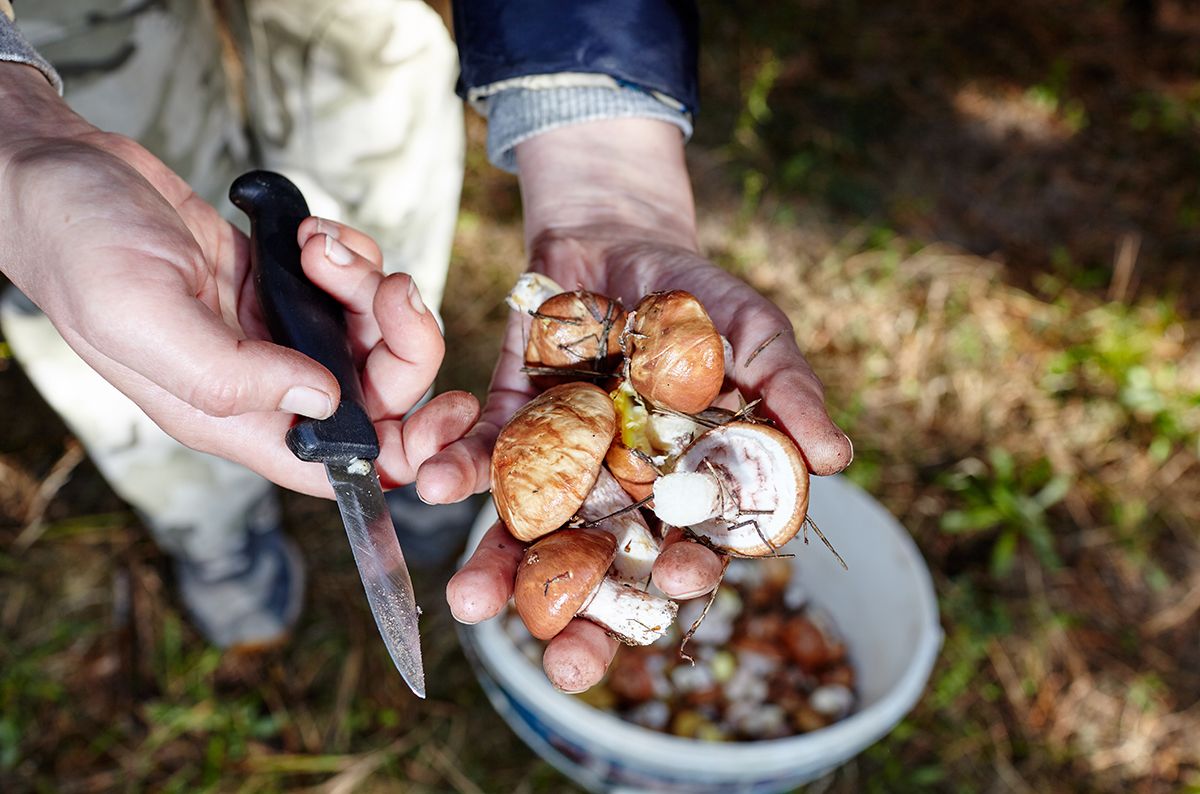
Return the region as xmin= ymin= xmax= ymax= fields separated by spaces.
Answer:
xmin=493 ymin=274 xmax=820 ymax=656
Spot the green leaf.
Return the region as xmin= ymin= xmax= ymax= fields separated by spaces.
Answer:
xmin=1035 ymin=475 xmax=1072 ymax=508
xmin=1149 ymin=435 xmax=1173 ymax=463
xmin=988 ymin=447 xmax=1015 ymax=481
xmin=1024 ymin=522 xmax=1062 ymax=570
xmin=990 ymin=529 xmax=1019 ymax=577
xmin=941 ymin=506 xmax=1004 ymax=533
xmin=990 ymin=485 xmax=1020 ymax=519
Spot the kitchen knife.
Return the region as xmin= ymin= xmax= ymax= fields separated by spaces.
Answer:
xmin=229 ymin=170 xmax=426 ymax=698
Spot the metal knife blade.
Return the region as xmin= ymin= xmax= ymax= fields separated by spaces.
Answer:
xmin=327 ymin=458 xmax=426 ymax=699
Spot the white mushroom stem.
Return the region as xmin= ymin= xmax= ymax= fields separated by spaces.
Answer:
xmin=651 ymin=470 xmax=729 ymax=526
xmin=580 ymin=468 xmax=660 ymax=585
xmin=810 ymin=684 xmax=855 ymax=718
xmin=505 ymin=272 xmax=565 ymax=313
xmin=579 ymin=578 xmax=678 ymax=645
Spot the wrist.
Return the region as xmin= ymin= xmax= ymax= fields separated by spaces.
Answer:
xmin=515 ymin=118 xmax=698 ymax=252
xmin=0 ymin=62 xmax=90 ymax=154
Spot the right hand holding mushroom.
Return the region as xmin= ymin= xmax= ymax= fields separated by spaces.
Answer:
xmin=430 ymin=118 xmax=852 ymax=692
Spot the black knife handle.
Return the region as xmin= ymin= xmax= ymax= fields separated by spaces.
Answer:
xmin=230 ymin=170 xmax=379 ymax=463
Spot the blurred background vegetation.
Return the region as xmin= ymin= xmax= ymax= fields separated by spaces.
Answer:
xmin=2 ymin=0 xmax=1198 ymax=791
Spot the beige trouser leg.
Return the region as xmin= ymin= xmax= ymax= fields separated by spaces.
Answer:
xmin=3 ymin=0 xmax=463 ymax=559
xmin=237 ymin=0 xmax=464 ymax=309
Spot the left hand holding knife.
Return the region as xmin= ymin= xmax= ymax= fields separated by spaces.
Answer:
xmin=287 ymin=216 xmax=480 ymax=496
xmin=231 ymin=170 xmax=478 ymax=697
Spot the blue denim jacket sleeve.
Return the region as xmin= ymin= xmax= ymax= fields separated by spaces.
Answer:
xmin=453 ymin=1 xmax=699 ymax=171
xmin=452 ymin=0 xmax=699 ymax=113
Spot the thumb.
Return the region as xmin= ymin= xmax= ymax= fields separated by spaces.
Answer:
xmin=74 ymin=278 xmax=340 ymax=420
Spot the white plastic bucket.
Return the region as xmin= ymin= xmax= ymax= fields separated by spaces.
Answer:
xmin=458 ymin=475 xmax=943 ymax=793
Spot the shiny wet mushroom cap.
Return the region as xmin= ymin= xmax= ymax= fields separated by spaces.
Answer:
xmin=624 ymin=291 xmax=725 ymax=414
xmin=515 ymin=529 xmax=616 ymax=640
xmin=651 ymin=422 xmax=810 ymax=556
xmin=604 ymin=440 xmax=658 ymax=501
xmin=525 ymin=290 xmax=626 ymax=376
xmin=491 ymin=382 xmax=617 ymax=541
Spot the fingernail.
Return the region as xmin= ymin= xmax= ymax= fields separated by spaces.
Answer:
xmin=324 ymin=235 xmax=353 ymax=266
xmin=844 ymin=433 xmax=855 ymax=465
xmin=315 ymin=217 xmax=339 ymax=238
xmin=407 ymin=277 xmax=427 ymax=315
xmin=279 ymin=386 xmax=334 ymax=419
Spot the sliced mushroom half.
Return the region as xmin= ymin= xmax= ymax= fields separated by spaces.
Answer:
xmin=651 ymin=422 xmax=810 ymax=556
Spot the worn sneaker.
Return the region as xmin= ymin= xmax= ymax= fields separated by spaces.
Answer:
xmin=174 ymin=520 xmax=306 ymax=652
xmin=386 ymin=483 xmax=480 ymax=568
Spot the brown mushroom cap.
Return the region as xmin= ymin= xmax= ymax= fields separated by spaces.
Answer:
xmin=491 ymin=382 xmax=618 ymax=541
xmin=604 ymin=441 xmax=658 ymax=501
xmin=525 ymin=291 xmax=626 ymax=375
xmin=514 ymin=529 xmax=617 ymax=640
xmin=671 ymin=421 xmax=810 ymax=555
xmin=626 ymin=291 xmax=725 ymax=414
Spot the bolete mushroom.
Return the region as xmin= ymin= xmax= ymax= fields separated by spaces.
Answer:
xmin=491 ymin=382 xmax=617 ymax=542
xmin=515 ymin=529 xmax=678 ymax=645
xmin=651 ymin=422 xmax=810 ymax=556
xmin=625 ymin=290 xmax=725 ymax=414
xmin=526 ymin=290 xmax=626 ymax=377
xmin=607 ymin=379 xmax=661 ymax=500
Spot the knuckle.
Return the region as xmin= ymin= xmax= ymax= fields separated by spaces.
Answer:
xmin=186 ymin=373 xmax=246 ymax=417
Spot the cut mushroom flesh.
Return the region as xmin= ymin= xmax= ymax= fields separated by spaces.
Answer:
xmin=651 ymin=422 xmax=810 ymax=556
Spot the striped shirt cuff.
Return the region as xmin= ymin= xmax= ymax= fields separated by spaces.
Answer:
xmin=0 ymin=10 xmax=64 ymax=94
xmin=481 ymin=84 xmax=693 ymax=174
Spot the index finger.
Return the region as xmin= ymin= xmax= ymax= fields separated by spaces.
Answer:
xmin=689 ymin=271 xmax=851 ymax=476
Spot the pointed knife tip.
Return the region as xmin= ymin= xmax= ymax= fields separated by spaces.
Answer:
xmin=406 ymin=675 xmax=427 ymax=700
